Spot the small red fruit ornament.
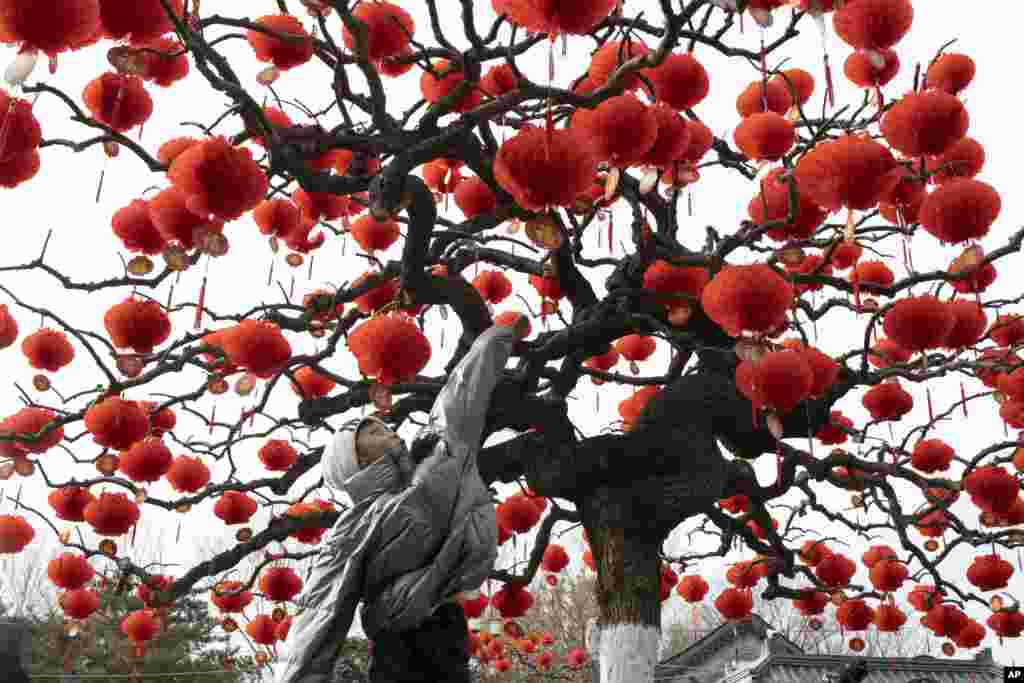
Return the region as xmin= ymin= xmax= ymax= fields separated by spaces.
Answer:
xmin=166 ymin=455 xmax=211 ymax=493
xmin=347 ymin=313 xmax=431 ymax=386
xmin=168 ymin=137 xmax=270 ymax=221
xmin=700 ymin=264 xmax=794 ymax=337
xmin=83 ymin=492 xmax=141 ymax=536
xmin=493 ymin=126 xmax=598 ymax=211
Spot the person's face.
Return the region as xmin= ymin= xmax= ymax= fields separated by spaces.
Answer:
xmin=355 ymin=421 xmax=404 ymax=468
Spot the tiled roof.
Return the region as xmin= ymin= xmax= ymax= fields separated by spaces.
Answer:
xmin=749 ymin=654 xmax=1002 ymax=682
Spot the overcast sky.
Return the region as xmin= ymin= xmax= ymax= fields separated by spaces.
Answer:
xmin=2 ymin=0 xmax=1024 ymax=674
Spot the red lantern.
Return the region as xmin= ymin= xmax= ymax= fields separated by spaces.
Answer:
xmin=930 ymin=137 xmax=985 ymax=184
xmin=221 ymin=320 xmax=292 ymax=379
xmin=259 ymin=440 xmax=298 ymax=471
xmin=491 ymin=583 xmax=534 ymax=618
xmin=911 ymin=439 xmax=954 ymax=474
xmin=480 ymin=63 xmax=519 ymax=97
xmin=168 ymin=137 xmax=269 ymax=221
xmin=214 ymin=491 xmax=258 ymax=525
xmin=350 ymin=214 xmax=401 ymax=253
xmin=136 ymin=574 xmax=174 ymax=607
xmin=348 ymin=313 xmax=431 ymax=386
xmin=883 ymin=296 xmax=955 ymax=352
xmin=794 ymin=590 xmax=829 ymax=616
xmin=736 ymin=351 xmax=814 ymax=415
xmin=727 ymin=561 xmax=762 ymax=589
xmin=260 ymin=567 xmax=303 ymax=602
xmin=860 ymin=545 xmax=896 ymax=569
xmin=454 ymin=177 xmax=497 ymax=219
xmin=47 ymin=552 xmax=94 ymax=590
xmin=747 ymin=168 xmax=828 ymax=242
xmin=0 ymin=515 xmax=34 ymax=554
xmin=640 ymin=104 xmax=691 ymax=169
xmin=62 ymin=588 xmax=101 ymax=619
xmin=148 ymin=186 xmax=225 ymax=248
xmin=736 ymin=79 xmax=792 ymax=118
xmin=926 ymin=53 xmax=975 ymax=95
xmin=493 ymin=127 xmax=598 ymax=211
xmin=869 ymin=559 xmax=908 ymax=592
xmin=118 ymin=437 xmax=173 ymax=483
xmin=908 ymin=584 xmax=941 ymax=612
xmin=815 ymin=411 xmax=853 ymax=445
xmin=815 ymin=553 xmax=856 ymax=587
xmin=990 ymin=315 xmax=1024 ymax=348
xmin=588 ymin=39 xmax=649 ymax=91
xmin=136 ymin=35 xmax=189 ymax=87
xmin=0 ymin=0 xmax=102 ymax=56
xmin=881 ymin=90 xmax=969 ymax=156
xmin=541 ymin=544 xmax=570 ymax=573
xmin=572 ymin=94 xmax=659 ymax=167
xmin=84 ymin=492 xmax=141 ymax=536
xmin=868 ymin=337 xmax=911 ymax=369
xmin=291 ymin=367 xmax=336 ymax=400
xmin=643 ymin=259 xmax=709 ymax=303
xmin=967 ymin=553 xmax=1014 ymax=592
xmin=676 ymin=575 xmax=709 ymax=603
xmin=0 ymin=304 xmax=17 ymax=349
xmin=112 ymin=199 xmax=167 ymax=255
xmin=734 ymin=112 xmax=795 ymax=162
xmin=85 ymin=398 xmax=150 ymax=450
xmin=22 ymin=328 xmax=75 ymax=372
xmin=988 ymin=609 xmax=1024 ymax=638
xmin=2 ymin=407 xmax=64 ymax=455
xmin=618 ymin=386 xmax=661 ymax=431
xmin=472 ymin=271 xmax=513 ymax=305
xmin=493 ymin=0 xmax=616 ymax=36
xmin=496 ymin=494 xmax=542 ymax=534
xmin=874 ymin=604 xmax=907 ymax=632
xmin=420 ymin=60 xmax=482 ymax=113
xmin=99 ymin=0 xmax=183 ymax=44
xmin=122 ymin=609 xmax=160 ymax=642
xmin=862 ymin=381 xmax=913 ymax=421
xmin=833 ymin=0 xmax=913 ymax=51
xmin=246 ymin=614 xmax=279 ymax=645
xmin=701 ymin=264 xmax=794 ymax=337
xmin=943 ymin=299 xmax=986 ymax=350
xmin=963 ymin=466 xmax=1018 ymax=514
xmin=918 ymin=178 xmax=1001 ymax=245
xmin=953 ymin=620 xmax=985 ymax=649
xmin=647 ymin=52 xmax=710 ymax=111
xmin=714 ymin=588 xmax=753 ymax=621
xmin=836 ymin=599 xmax=874 ymax=631
xmin=286 ymin=501 xmax=332 ymax=544
xmin=795 ymin=134 xmax=896 ymax=212
xmin=211 ymin=580 xmax=253 ymax=613
xmin=247 ymin=14 xmax=314 ymax=70
xmin=342 ymin=1 xmax=415 ymax=60
xmin=844 ymin=48 xmax=900 ymax=88
xmin=166 ymin=455 xmax=211 ymax=493
xmin=48 ymin=487 xmax=95 ymax=523
xmin=771 ymin=68 xmax=815 ymax=107
xmin=82 ymin=73 xmax=153 ymax=133
xmin=923 ymin=603 xmax=969 ymax=638
xmin=351 ymin=272 xmax=400 ymax=315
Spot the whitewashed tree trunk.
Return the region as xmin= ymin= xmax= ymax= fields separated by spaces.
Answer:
xmin=598 ymin=623 xmax=661 ymax=683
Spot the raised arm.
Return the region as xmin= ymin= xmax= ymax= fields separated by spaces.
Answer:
xmin=420 ymin=323 xmax=519 ymax=463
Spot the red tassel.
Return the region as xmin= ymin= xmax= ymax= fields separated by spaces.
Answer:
xmin=208 ymin=404 xmax=215 ymax=434
xmin=823 ymin=54 xmax=835 ymax=109
xmin=194 ymin=276 xmax=207 ymax=330
xmin=926 ymin=387 xmax=934 ymax=422
xmin=960 ymin=382 xmax=968 ymax=417
xmin=607 ymin=216 xmax=613 ymax=255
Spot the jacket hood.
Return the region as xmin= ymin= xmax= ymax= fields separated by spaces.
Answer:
xmin=326 ymin=416 xmax=412 ymax=505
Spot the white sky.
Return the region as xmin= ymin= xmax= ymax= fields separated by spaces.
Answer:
xmin=2 ymin=0 xmax=1024 ymax=674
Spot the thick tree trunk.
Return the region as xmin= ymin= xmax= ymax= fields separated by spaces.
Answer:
xmin=582 ymin=501 xmax=664 ymax=683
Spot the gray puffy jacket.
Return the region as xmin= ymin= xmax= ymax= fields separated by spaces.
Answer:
xmin=276 ymin=323 xmax=518 ymax=683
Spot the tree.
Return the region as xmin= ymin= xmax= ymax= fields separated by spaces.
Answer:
xmin=0 ymin=1 xmax=1019 ymax=682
